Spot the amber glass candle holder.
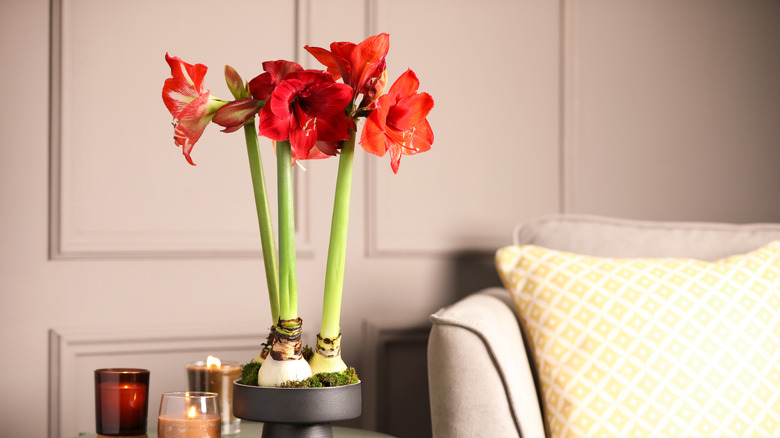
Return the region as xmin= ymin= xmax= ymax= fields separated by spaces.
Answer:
xmin=94 ymin=368 xmax=150 ymax=437
xmin=158 ymin=392 xmax=220 ymax=438
xmin=187 ymin=357 xmax=242 ymax=435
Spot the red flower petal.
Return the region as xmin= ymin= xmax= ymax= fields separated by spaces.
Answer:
xmin=303 ymin=81 xmax=354 ymax=117
xmin=165 ymin=53 xmax=207 ymax=90
xmin=359 ymin=105 xmax=389 ymax=157
xmin=263 ymin=60 xmax=303 ymax=82
xmin=387 ymin=69 xmax=420 ymax=100
xmin=258 ymin=102 xmax=289 ymax=141
xmin=313 ymin=140 xmax=341 ymax=157
xmin=388 ymin=142 xmax=403 ymax=174
xmin=351 ymin=33 xmax=389 ymax=94
xmin=267 ymin=78 xmax=299 ymax=119
xmin=162 ymin=77 xmax=201 ymax=117
xmin=359 ymin=68 xmax=388 ymax=109
xmin=249 ymin=60 xmax=303 ymax=101
xmin=311 ymin=108 xmax=352 ymax=142
xmin=408 ymin=118 xmax=434 ymax=154
xmin=172 ymin=92 xmax=215 ymax=165
xmin=386 ymin=92 xmax=434 ymax=131
xmin=329 ymin=42 xmax=356 ymax=67
xmin=248 ymin=73 xmax=274 ymax=101
xmin=303 ymin=45 xmax=349 ymax=83
xmin=289 ymin=105 xmax=318 ymax=159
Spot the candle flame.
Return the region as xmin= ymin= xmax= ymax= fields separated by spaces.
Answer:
xmin=206 ymin=355 xmax=221 ymax=369
xmin=187 ymin=405 xmax=198 ymax=419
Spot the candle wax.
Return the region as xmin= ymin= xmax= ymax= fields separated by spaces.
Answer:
xmin=97 ymin=382 xmax=147 ymax=434
xmin=158 ymin=414 xmax=220 ymax=438
xmin=187 ymin=363 xmax=241 ymax=425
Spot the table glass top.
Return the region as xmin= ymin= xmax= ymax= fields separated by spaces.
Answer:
xmin=77 ymin=421 xmax=394 ymax=438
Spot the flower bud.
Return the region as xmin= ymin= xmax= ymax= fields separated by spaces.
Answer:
xmin=225 ymin=65 xmax=249 ymax=100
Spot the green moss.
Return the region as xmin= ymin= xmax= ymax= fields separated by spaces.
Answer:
xmin=279 ymin=367 xmax=360 ymax=388
xmin=238 ymin=361 xmax=262 ymax=386
xmin=238 ymin=355 xmax=358 ymax=388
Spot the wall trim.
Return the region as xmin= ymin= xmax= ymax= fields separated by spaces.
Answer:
xmin=48 ymin=323 xmax=264 ymax=438
xmin=47 ymin=0 xmax=312 ymax=260
xmin=48 ymin=0 xmax=63 ymax=260
xmin=361 ymin=316 xmax=431 ymax=433
xmin=364 ymin=0 xmax=569 ymax=257
xmin=560 ymin=0 xmax=579 ymax=214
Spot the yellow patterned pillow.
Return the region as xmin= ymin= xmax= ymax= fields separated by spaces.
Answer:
xmin=496 ymin=242 xmax=780 ymax=438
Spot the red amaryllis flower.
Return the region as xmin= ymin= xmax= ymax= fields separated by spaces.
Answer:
xmin=360 ymin=69 xmax=434 ymax=174
xmin=162 ymin=53 xmax=224 ymax=165
xmin=213 ymin=61 xmax=304 ymax=134
xmin=249 ymin=60 xmax=303 ymax=101
xmin=304 ymin=33 xmax=389 ymax=109
xmin=258 ymin=70 xmax=353 ymax=161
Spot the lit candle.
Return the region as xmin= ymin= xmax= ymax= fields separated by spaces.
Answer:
xmin=187 ymin=356 xmax=241 ymax=433
xmin=95 ymin=368 xmax=149 ymax=436
xmin=157 ymin=408 xmax=220 ymax=438
xmin=157 ymin=392 xmax=220 ymax=438
xmin=98 ymin=383 xmax=146 ymax=428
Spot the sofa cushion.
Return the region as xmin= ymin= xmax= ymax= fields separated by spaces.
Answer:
xmin=515 ymin=214 xmax=780 ymax=260
xmin=496 ymin=241 xmax=780 ymax=437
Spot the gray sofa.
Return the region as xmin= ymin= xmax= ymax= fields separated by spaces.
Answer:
xmin=427 ymin=215 xmax=780 ymax=438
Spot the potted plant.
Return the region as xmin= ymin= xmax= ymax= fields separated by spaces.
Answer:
xmin=161 ymin=33 xmax=434 ymax=434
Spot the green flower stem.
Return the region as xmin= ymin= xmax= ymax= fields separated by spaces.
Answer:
xmin=244 ymin=123 xmax=280 ymax=323
xmin=277 ymin=140 xmax=298 ymax=321
xmin=320 ymin=130 xmax=357 ymax=339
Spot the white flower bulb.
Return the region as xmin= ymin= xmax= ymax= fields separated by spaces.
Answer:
xmin=257 ymin=355 xmax=312 ymax=387
xmin=309 ymin=352 xmax=347 ymax=374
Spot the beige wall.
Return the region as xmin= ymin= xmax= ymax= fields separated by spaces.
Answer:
xmin=1 ymin=0 xmax=778 ymax=437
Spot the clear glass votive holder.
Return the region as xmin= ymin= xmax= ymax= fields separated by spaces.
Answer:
xmin=94 ymin=368 xmax=150 ymax=437
xmin=158 ymin=392 xmax=220 ymax=438
xmin=187 ymin=359 xmax=242 ymax=434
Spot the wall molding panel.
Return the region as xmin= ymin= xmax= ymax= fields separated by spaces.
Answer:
xmin=556 ymin=0 xmax=780 ymax=222
xmin=48 ymin=323 xmax=265 ymax=438
xmin=360 ymin=315 xmax=431 ymax=436
xmin=48 ymin=0 xmax=311 ymax=259
xmin=365 ymin=0 xmax=563 ymax=257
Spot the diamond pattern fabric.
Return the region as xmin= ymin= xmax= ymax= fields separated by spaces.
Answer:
xmin=496 ymin=242 xmax=780 ymax=437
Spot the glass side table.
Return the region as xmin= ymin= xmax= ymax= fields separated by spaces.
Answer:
xmin=76 ymin=420 xmax=395 ymax=437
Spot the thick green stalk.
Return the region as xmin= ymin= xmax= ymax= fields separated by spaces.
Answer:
xmin=244 ymin=123 xmax=280 ymax=323
xmin=320 ymin=130 xmax=356 ymax=339
xmin=276 ymin=140 xmax=298 ymax=320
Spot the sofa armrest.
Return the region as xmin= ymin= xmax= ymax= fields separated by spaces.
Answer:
xmin=428 ymin=288 xmax=546 ymax=438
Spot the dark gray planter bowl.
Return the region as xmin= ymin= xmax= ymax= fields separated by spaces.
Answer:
xmin=233 ymin=381 xmax=362 ymax=438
